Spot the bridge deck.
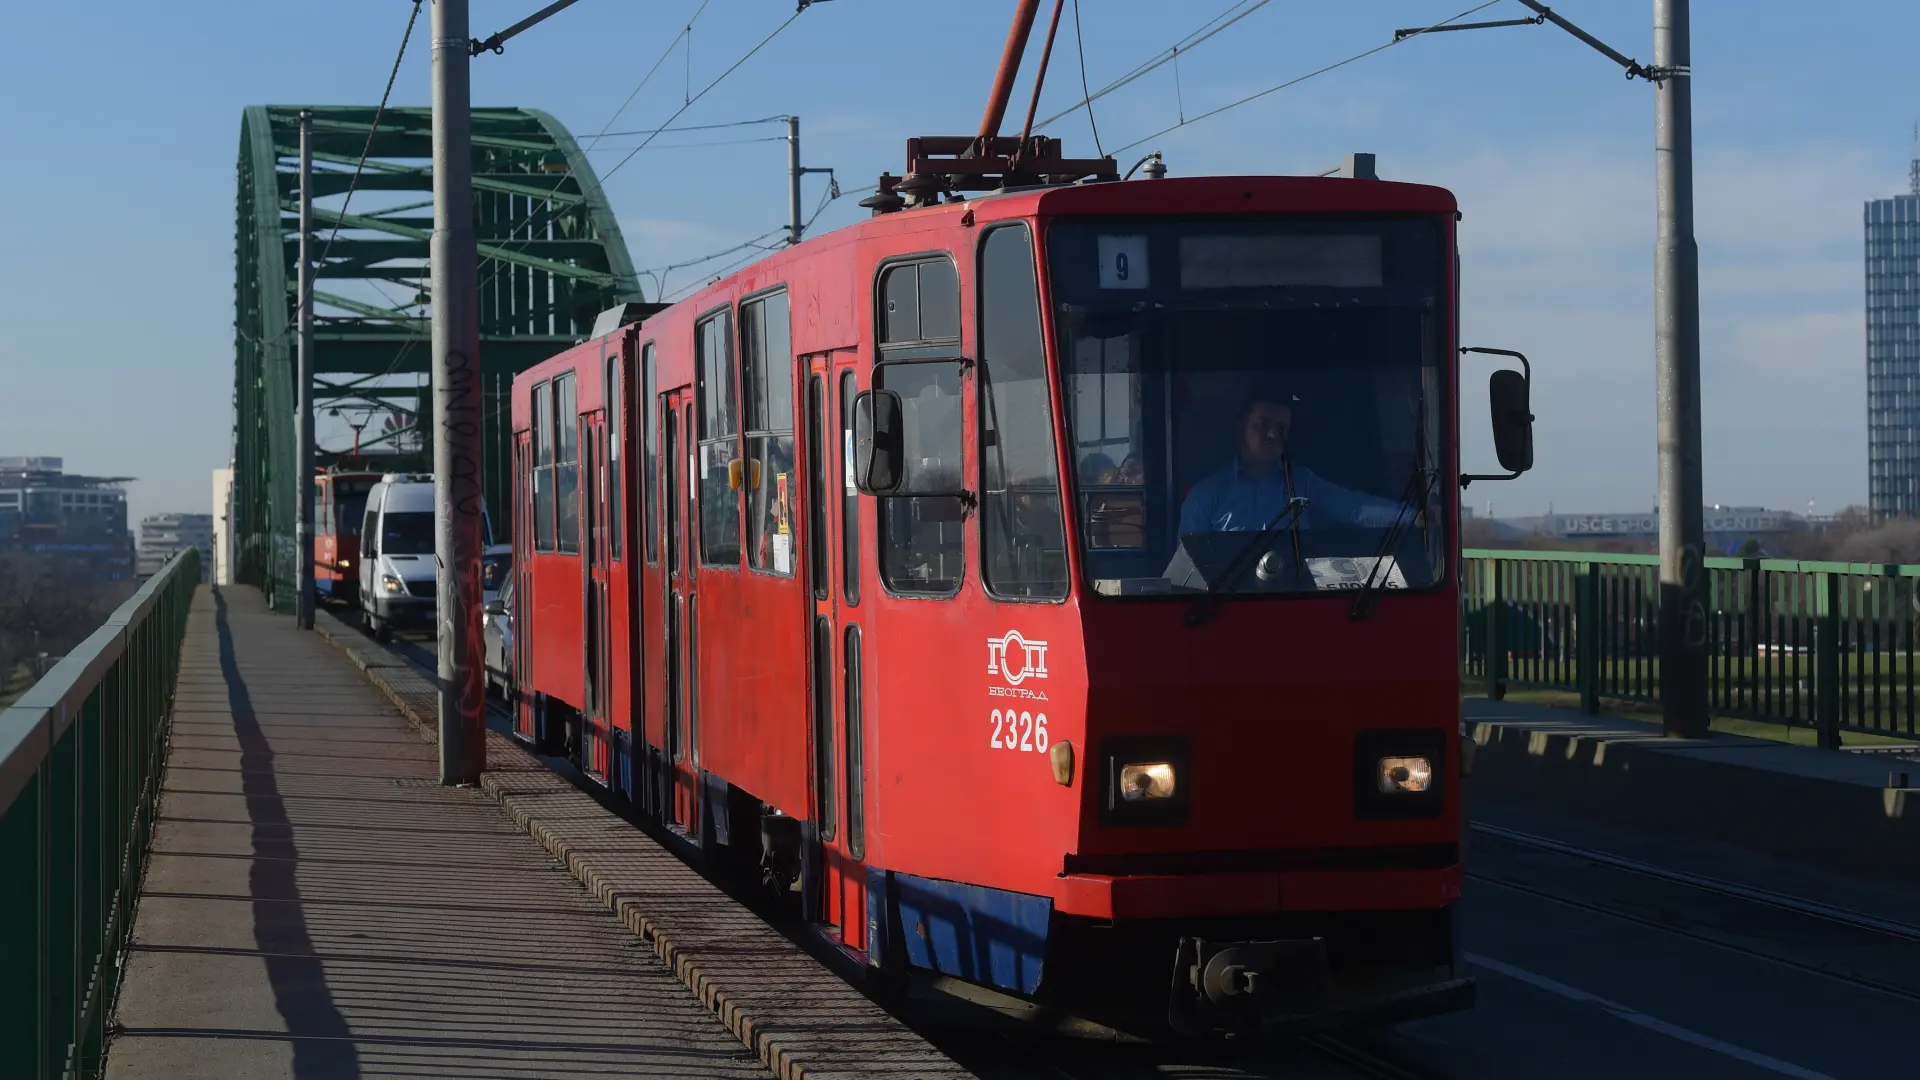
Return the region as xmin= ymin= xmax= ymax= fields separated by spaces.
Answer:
xmin=104 ymin=586 xmax=771 ymax=1079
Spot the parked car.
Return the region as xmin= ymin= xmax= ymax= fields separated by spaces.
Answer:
xmin=483 ymin=577 xmax=514 ymax=698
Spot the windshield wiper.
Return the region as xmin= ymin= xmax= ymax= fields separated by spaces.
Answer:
xmin=1348 ymin=465 xmax=1438 ymax=623
xmin=1351 ymin=387 xmax=1438 ymax=623
xmin=1185 ymin=495 xmax=1311 ymax=628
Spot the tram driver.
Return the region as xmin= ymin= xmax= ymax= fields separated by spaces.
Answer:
xmin=1177 ymin=386 xmax=1408 ymax=537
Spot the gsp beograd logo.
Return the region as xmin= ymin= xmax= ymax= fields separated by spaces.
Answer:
xmin=987 ymin=630 xmax=1049 ymax=699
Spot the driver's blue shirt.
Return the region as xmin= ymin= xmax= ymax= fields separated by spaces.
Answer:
xmin=1178 ymin=457 xmax=1405 ymax=536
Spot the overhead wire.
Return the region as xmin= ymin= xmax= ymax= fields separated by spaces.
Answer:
xmin=1111 ymin=0 xmax=1506 ymax=155
xmin=472 ymin=0 xmax=715 ymax=294
xmin=477 ymin=4 xmax=811 ymax=296
xmin=637 ymin=228 xmax=788 ymax=297
xmin=643 ymin=177 xmax=876 ymax=304
xmin=1070 ymin=0 xmax=1103 ymax=156
xmin=665 ymin=243 xmax=781 ymax=302
xmin=592 ymin=0 xmax=716 ymax=149
xmin=297 ymin=0 xmax=427 ymax=448
xmin=591 ymin=9 xmax=809 ymax=191
xmin=1041 ymin=0 xmax=1271 ymax=136
xmin=275 ymin=0 xmax=423 ymax=352
xmin=584 ymin=134 xmax=787 ymax=151
xmin=594 ymin=115 xmax=788 ymax=138
xmin=313 ymin=0 xmax=424 ymax=277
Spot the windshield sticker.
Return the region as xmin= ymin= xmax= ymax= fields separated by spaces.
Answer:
xmin=1097 ymin=235 xmax=1149 ymax=290
xmin=1307 ymin=556 xmax=1407 ymax=590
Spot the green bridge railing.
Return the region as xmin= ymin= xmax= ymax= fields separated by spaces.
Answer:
xmin=0 ymin=549 xmax=199 ymax=1080
xmin=1464 ymin=548 xmax=1920 ymax=746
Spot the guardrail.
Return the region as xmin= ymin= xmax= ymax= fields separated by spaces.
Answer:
xmin=0 ymin=549 xmax=199 ymax=1079
xmin=1464 ymin=548 xmax=1920 ymax=746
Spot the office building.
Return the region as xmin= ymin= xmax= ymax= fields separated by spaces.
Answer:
xmin=213 ymin=467 xmax=234 ymax=586
xmin=138 ymin=513 xmax=215 ymax=577
xmin=0 ymin=456 xmax=136 ymax=580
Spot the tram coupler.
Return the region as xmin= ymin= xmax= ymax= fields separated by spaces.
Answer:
xmin=759 ymin=809 xmax=802 ymax=897
xmin=1167 ymin=936 xmax=1328 ymax=1038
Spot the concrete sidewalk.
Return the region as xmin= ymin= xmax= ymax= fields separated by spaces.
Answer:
xmin=104 ymin=586 xmax=772 ymax=1079
xmin=1465 ymin=695 xmax=1920 ymax=888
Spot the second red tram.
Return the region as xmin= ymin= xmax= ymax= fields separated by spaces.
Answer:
xmin=509 ymin=163 xmax=1533 ymax=1037
xmin=315 ymin=468 xmax=380 ymax=606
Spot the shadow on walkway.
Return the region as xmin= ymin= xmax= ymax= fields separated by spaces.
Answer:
xmin=215 ymin=587 xmax=360 ymax=1078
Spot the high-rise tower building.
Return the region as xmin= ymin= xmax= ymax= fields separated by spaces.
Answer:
xmin=1867 ymin=139 xmax=1920 ymax=517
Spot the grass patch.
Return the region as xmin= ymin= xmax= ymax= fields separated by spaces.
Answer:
xmin=0 ymin=663 xmax=37 ymax=710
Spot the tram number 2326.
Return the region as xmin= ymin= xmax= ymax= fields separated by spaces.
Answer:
xmin=989 ymin=709 xmax=1050 ymax=753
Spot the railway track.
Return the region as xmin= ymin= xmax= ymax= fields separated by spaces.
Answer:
xmin=1467 ymin=821 xmax=1920 ymax=1003
xmin=1299 ymin=1034 xmax=1438 ymax=1080
xmin=953 ymin=1028 xmax=1444 ymax=1080
xmin=1470 ymin=822 xmax=1920 ymax=943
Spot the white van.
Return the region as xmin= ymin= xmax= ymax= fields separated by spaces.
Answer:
xmin=356 ymin=474 xmax=493 ymax=641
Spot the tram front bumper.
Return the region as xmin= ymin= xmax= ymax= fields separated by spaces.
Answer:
xmin=1167 ymin=935 xmax=1475 ymax=1037
xmin=1055 ymin=864 xmax=1464 ymax=919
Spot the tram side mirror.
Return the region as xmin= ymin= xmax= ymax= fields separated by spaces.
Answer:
xmin=854 ymin=390 xmax=903 ymax=495
xmin=1489 ymin=369 xmax=1534 ymax=474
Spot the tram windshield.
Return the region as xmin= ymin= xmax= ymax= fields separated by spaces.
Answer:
xmin=333 ymin=481 xmax=372 ymax=541
xmin=1046 ymin=216 xmax=1448 ymax=599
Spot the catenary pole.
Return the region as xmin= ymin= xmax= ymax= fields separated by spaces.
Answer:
xmin=431 ymin=0 xmax=486 ymax=782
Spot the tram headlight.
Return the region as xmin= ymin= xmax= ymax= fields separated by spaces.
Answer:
xmin=1376 ymin=755 xmax=1433 ymax=794
xmin=1100 ymin=736 xmax=1189 ymax=825
xmin=1117 ymin=761 xmax=1177 ymax=802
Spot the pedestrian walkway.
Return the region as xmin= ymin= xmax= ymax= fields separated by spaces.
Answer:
xmin=104 ymin=586 xmax=772 ymax=1079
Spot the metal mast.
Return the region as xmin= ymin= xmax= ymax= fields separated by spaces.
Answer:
xmin=431 ymin=0 xmax=486 ymax=783
xmin=295 ymin=110 xmax=316 ymax=630
xmin=1652 ymin=0 xmax=1707 ymax=738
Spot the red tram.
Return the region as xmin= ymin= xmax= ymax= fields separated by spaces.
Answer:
xmin=507 ymin=130 xmax=1535 ymax=1034
xmin=314 ymin=468 xmax=380 ymax=606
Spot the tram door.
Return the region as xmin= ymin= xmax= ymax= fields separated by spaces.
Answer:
xmin=581 ymin=410 xmax=611 ymax=783
xmin=806 ymin=354 xmax=867 ymax=950
xmin=512 ymin=432 xmax=536 ymax=741
xmin=661 ymin=389 xmax=699 ymax=832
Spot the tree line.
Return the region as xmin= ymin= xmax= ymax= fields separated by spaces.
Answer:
xmin=1462 ymin=506 xmax=1920 ymax=564
xmin=0 ymin=555 xmax=135 ymax=704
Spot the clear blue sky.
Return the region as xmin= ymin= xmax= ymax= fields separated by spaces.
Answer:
xmin=1 ymin=0 xmax=1911 ymax=523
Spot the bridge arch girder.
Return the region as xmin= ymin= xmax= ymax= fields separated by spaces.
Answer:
xmin=233 ymin=104 xmax=639 ymax=605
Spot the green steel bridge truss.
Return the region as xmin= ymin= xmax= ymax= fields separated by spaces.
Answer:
xmin=233 ymin=105 xmax=639 ymax=607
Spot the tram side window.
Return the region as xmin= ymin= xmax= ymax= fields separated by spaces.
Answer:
xmin=696 ymin=309 xmax=742 ymax=566
xmin=741 ymin=290 xmax=795 ymax=576
xmin=876 ymin=361 xmax=965 ymax=595
xmin=642 ymin=341 xmax=658 ymax=565
xmin=839 ymin=369 xmax=860 ymax=606
xmin=607 ymin=356 xmax=623 ymax=561
xmin=875 ymin=255 xmax=965 ymax=597
xmin=533 ymin=380 xmax=555 ymax=552
xmin=881 ymin=259 xmax=960 ymax=346
xmin=555 ymin=372 xmax=580 ymax=555
xmin=978 ymin=224 xmax=1069 ymax=600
